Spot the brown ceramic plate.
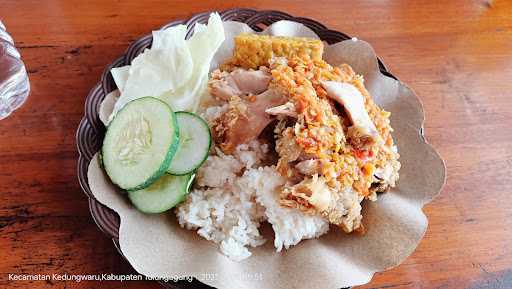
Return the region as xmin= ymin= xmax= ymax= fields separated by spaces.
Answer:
xmin=76 ymin=8 xmax=397 ymax=288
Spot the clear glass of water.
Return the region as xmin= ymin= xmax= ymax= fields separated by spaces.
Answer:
xmin=0 ymin=21 xmax=30 ymax=120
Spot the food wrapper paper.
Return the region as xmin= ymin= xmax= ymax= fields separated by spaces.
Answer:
xmin=87 ymin=20 xmax=446 ymax=288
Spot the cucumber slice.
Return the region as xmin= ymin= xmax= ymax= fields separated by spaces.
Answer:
xmin=167 ymin=111 xmax=211 ymax=175
xmin=128 ymin=173 xmax=195 ymax=213
xmin=102 ymin=97 xmax=179 ymax=191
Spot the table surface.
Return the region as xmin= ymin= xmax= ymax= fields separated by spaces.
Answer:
xmin=1 ymin=1 xmax=511 ymax=288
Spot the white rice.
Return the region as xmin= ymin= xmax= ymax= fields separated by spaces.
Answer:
xmin=239 ymin=166 xmax=329 ymax=251
xmin=176 ymin=140 xmax=329 ymax=261
xmin=201 ymin=103 xmax=229 ymax=124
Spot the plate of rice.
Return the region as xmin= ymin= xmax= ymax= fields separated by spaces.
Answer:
xmin=78 ymin=9 xmax=445 ymax=289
